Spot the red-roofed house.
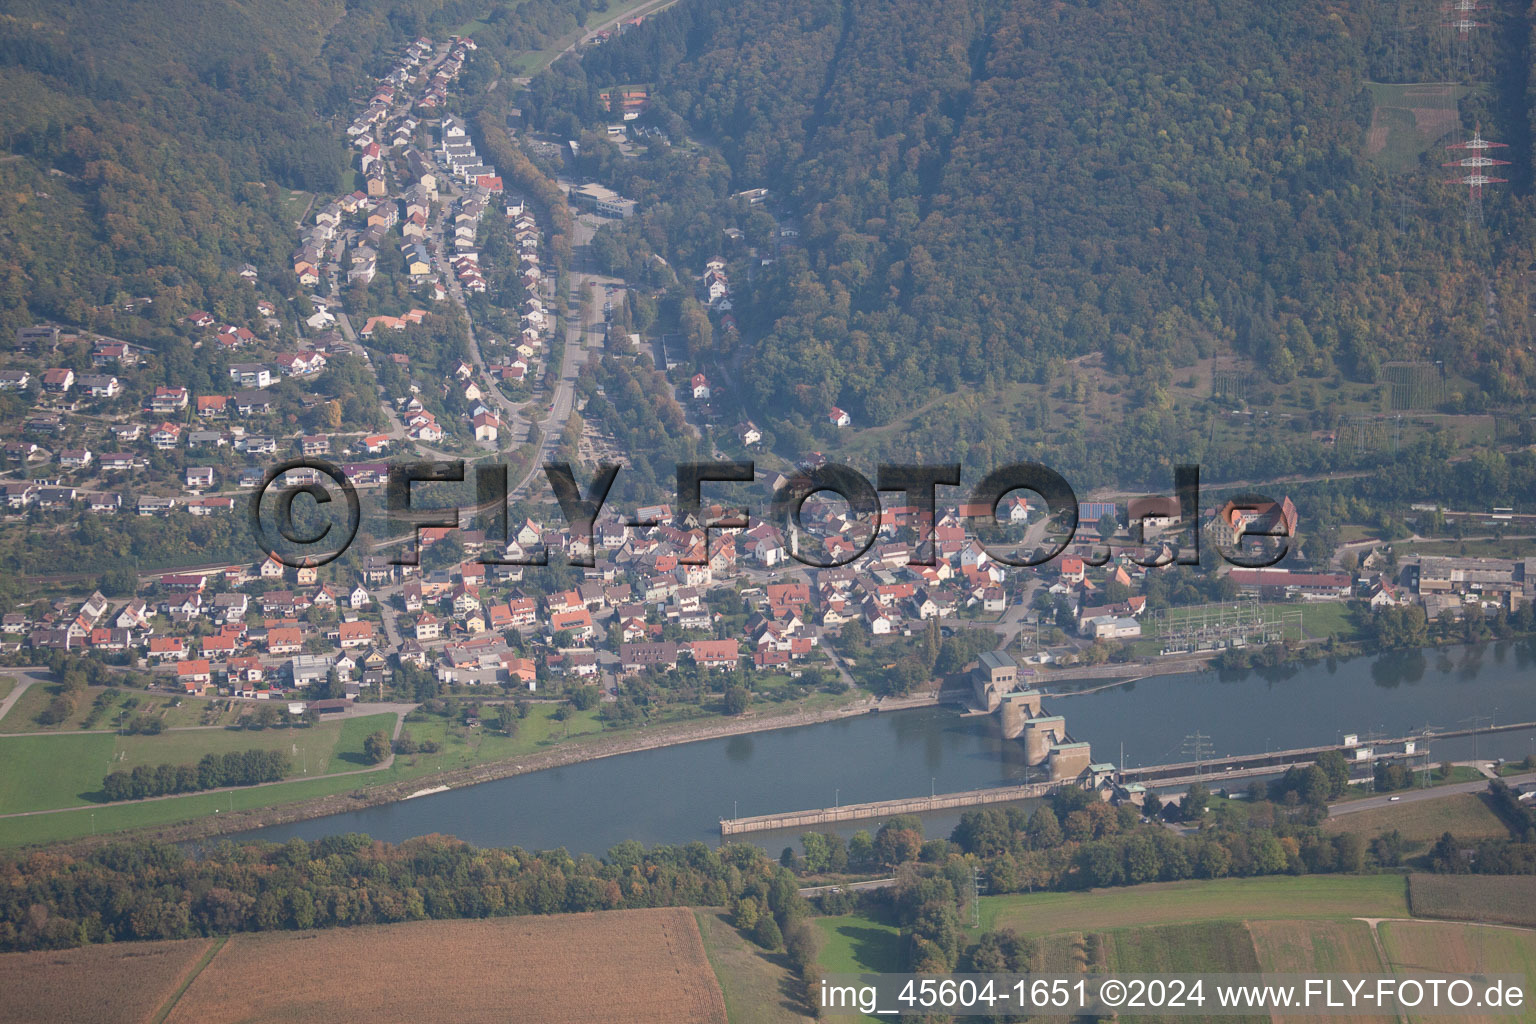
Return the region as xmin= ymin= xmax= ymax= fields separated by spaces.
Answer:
xmin=178 ymin=658 xmax=213 ymax=693
xmin=689 ymin=638 xmax=739 ymax=670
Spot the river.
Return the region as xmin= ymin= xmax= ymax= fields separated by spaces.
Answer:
xmin=236 ymin=642 xmax=1536 ymax=854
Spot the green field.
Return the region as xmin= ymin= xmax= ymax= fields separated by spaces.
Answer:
xmin=1364 ymin=82 xmax=1471 ymax=175
xmin=813 ymin=913 xmax=902 ymax=974
xmin=0 ymin=761 xmax=396 ymax=848
xmin=394 ymin=702 xmax=607 ymax=766
xmin=1148 ymin=600 xmax=1362 ymax=642
xmin=1 ymin=686 xmax=247 ymax=735
xmin=1102 ymin=922 xmax=1266 ymax=1024
xmin=1292 ymin=600 xmax=1362 ymax=641
xmin=976 ymin=878 xmax=1535 ymax=1024
xmin=0 ymin=699 xmax=638 ymax=845
xmin=1405 ymin=537 xmax=1536 ymax=559
xmin=695 ymin=910 xmax=808 ymax=1024
xmin=0 ymin=733 xmax=118 ymax=815
xmin=812 ymin=912 xmax=902 ymax=1024
xmin=277 ymin=188 xmax=313 ymax=225
xmin=1325 ymin=791 xmax=1512 ymax=843
xmin=0 ymin=714 xmax=393 ymax=819
xmin=979 ymin=876 xmax=1410 ymax=936
xmin=110 ymin=718 xmax=368 ymax=775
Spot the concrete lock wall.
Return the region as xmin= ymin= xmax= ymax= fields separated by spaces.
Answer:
xmin=972 ymin=676 xmax=1002 ymax=712
xmin=1024 ymin=716 xmax=1066 ymax=764
xmin=998 ymin=690 xmax=1044 ymax=738
xmin=1048 ymin=742 xmax=1093 ymax=781
xmin=719 ymin=780 xmax=1058 ymax=835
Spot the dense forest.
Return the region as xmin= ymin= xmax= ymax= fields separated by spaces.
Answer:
xmin=0 ymin=834 xmax=808 ymax=951
xmin=525 ymin=0 xmax=1536 ymax=491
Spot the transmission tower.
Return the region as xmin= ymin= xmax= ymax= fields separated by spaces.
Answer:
xmin=1183 ymin=732 xmax=1213 ymax=778
xmin=1417 ymin=724 xmax=1443 ymax=787
xmin=1442 ymin=4 xmax=1487 ymax=76
xmin=1444 ymin=126 xmax=1510 ymax=226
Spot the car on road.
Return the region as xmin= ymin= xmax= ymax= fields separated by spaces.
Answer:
xmin=1389 ymin=795 xmax=1401 ymax=802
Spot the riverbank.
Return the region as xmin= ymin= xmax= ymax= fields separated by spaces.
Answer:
xmin=32 ymin=688 xmax=954 ymax=853
xmin=1037 ymin=650 xmax=1221 ymax=695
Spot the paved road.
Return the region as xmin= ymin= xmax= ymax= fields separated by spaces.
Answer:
xmin=798 ymin=877 xmax=897 ymax=897
xmin=1327 ymin=770 xmax=1536 ymax=818
xmin=507 ymin=211 xmax=617 ymax=498
xmin=0 ymin=668 xmax=47 ymax=727
xmin=428 ymin=194 xmax=525 ymax=449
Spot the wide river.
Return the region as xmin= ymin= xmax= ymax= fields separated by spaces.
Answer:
xmin=238 ymin=643 xmax=1536 ymax=854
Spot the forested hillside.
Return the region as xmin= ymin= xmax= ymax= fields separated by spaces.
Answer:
xmin=0 ymin=0 xmax=596 ymax=341
xmin=0 ymin=0 xmax=357 ymax=337
xmin=535 ymin=0 xmax=1536 ymax=478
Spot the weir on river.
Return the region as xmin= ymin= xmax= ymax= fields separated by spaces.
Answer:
xmin=718 ymin=650 xmax=1536 ymax=836
xmin=716 ymin=720 xmax=1536 ymax=836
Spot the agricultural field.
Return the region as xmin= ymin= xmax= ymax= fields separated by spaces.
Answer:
xmin=1408 ymin=873 xmax=1536 ymax=928
xmin=979 ymin=876 xmax=1410 ymax=936
xmin=1100 ymin=922 xmax=1265 ymax=1024
xmin=1378 ymin=920 xmax=1536 ymax=1024
xmin=1028 ymin=930 xmax=1090 ymax=975
xmin=694 ymin=910 xmax=811 ymax=1024
xmin=0 ymin=937 xmax=216 ymax=1024
xmin=1247 ymin=920 xmax=1386 ymax=1024
xmin=1324 ymin=792 xmax=1513 ymax=843
xmin=1102 ymin=921 xmax=1261 ymax=973
xmin=162 ymin=910 xmax=727 ymax=1023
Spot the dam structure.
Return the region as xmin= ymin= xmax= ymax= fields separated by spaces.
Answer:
xmin=976 ymin=651 xmax=1093 ymax=782
xmin=720 ymin=652 xmax=1103 ymax=836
